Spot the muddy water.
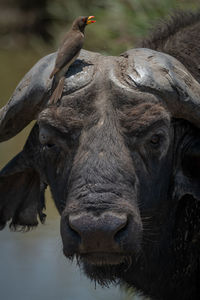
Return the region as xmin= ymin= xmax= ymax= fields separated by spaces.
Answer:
xmin=0 ymin=49 xmax=142 ymax=300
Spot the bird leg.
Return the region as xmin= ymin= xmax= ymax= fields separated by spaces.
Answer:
xmin=56 ymin=76 xmax=65 ymax=101
xmin=49 ymin=76 xmax=65 ymax=104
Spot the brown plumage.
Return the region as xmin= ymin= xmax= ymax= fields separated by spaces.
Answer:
xmin=49 ymin=16 xmax=96 ymax=104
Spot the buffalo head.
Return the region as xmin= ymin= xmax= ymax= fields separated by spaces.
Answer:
xmin=1 ymin=48 xmax=200 ymax=298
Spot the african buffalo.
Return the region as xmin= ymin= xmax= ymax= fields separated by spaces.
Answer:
xmin=1 ymin=11 xmax=200 ymax=300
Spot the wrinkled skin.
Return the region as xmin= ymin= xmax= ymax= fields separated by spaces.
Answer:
xmin=1 ymin=11 xmax=200 ymax=300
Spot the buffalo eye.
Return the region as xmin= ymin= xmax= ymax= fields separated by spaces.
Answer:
xmin=150 ymin=134 xmax=161 ymax=146
xmin=44 ymin=142 xmax=55 ymax=149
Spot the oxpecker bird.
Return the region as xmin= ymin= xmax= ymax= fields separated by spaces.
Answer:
xmin=49 ymin=15 xmax=96 ymax=104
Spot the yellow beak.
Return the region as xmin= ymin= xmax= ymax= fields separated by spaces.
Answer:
xmin=87 ymin=16 xmax=96 ymax=24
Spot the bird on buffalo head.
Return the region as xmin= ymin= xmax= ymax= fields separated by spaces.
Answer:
xmin=49 ymin=16 xmax=96 ymax=104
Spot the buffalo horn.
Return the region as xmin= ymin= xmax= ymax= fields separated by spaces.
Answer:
xmin=125 ymin=48 xmax=200 ymax=128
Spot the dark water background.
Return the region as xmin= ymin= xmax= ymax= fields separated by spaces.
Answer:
xmin=0 ymin=49 xmax=143 ymax=300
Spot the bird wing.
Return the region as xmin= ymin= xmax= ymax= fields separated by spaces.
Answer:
xmin=50 ymin=31 xmax=84 ymax=78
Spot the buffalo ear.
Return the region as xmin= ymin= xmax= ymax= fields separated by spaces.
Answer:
xmin=0 ymin=153 xmax=46 ymax=231
xmin=174 ymin=141 xmax=200 ymax=201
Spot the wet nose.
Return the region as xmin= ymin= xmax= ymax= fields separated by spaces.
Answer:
xmin=68 ymin=213 xmax=128 ymax=252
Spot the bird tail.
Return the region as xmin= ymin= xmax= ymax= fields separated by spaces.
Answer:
xmin=49 ymin=77 xmax=65 ymax=104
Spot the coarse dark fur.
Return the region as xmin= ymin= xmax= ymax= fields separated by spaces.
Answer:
xmin=1 ymin=11 xmax=200 ymax=300
xmin=138 ymin=11 xmax=200 ymax=82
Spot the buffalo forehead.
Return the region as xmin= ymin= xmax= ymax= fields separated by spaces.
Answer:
xmin=59 ymin=49 xmax=174 ymax=108
xmin=41 ymin=49 xmax=174 ymax=128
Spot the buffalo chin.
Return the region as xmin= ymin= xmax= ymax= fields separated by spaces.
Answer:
xmin=65 ymin=252 xmax=133 ymax=287
xmin=82 ymin=255 xmax=132 ymax=287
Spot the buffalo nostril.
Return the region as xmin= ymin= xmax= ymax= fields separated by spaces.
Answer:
xmin=114 ymin=218 xmax=129 ymax=242
xmin=61 ymin=215 xmax=82 ymax=256
xmin=68 ymin=216 xmax=82 ymax=238
xmin=64 ymin=216 xmax=81 ymax=241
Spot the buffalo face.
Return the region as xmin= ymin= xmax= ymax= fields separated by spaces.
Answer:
xmin=37 ymin=74 xmax=173 ymax=283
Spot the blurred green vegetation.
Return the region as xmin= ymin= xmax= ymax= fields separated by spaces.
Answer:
xmin=0 ymin=0 xmax=199 ymax=55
